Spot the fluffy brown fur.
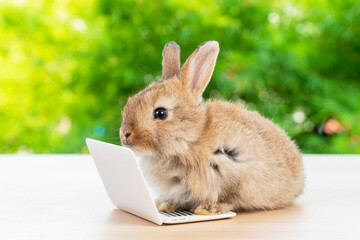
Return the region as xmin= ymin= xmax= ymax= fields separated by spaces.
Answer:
xmin=120 ymin=41 xmax=304 ymax=215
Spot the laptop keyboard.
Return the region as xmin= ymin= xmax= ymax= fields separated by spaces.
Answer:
xmin=159 ymin=210 xmax=195 ymax=217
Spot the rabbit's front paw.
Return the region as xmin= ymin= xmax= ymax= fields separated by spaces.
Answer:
xmin=192 ymin=204 xmax=223 ymax=215
xmin=193 ymin=208 xmax=220 ymax=215
xmin=155 ymin=199 xmax=180 ymax=213
xmin=192 ymin=203 xmax=231 ymax=215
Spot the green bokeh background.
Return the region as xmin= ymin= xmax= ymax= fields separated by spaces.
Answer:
xmin=1 ymin=0 xmax=359 ymax=153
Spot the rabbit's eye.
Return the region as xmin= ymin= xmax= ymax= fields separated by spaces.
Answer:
xmin=154 ymin=107 xmax=168 ymax=120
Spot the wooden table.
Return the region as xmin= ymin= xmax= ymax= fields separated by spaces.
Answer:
xmin=0 ymin=154 xmax=359 ymax=240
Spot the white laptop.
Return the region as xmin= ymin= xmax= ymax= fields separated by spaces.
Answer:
xmin=85 ymin=138 xmax=236 ymax=225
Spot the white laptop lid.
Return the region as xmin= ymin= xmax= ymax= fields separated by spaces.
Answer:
xmin=86 ymin=138 xmax=162 ymax=225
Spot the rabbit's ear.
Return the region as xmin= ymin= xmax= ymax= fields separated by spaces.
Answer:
xmin=162 ymin=42 xmax=181 ymax=79
xmin=179 ymin=41 xmax=219 ymax=98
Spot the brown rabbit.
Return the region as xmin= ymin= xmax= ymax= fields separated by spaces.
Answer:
xmin=120 ymin=41 xmax=304 ymax=215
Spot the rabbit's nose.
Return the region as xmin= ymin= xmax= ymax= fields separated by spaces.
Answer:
xmin=124 ymin=132 xmax=132 ymax=139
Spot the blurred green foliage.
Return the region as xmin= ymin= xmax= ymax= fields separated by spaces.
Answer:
xmin=0 ymin=0 xmax=359 ymax=153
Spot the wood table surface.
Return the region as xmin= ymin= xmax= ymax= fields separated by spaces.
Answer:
xmin=0 ymin=154 xmax=359 ymax=240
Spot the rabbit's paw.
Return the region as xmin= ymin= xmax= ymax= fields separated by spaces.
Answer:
xmin=192 ymin=205 xmax=221 ymax=215
xmin=193 ymin=208 xmax=220 ymax=215
xmin=155 ymin=199 xmax=180 ymax=213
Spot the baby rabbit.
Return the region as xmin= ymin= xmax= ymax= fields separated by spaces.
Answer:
xmin=120 ymin=41 xmax=304 ymax=215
